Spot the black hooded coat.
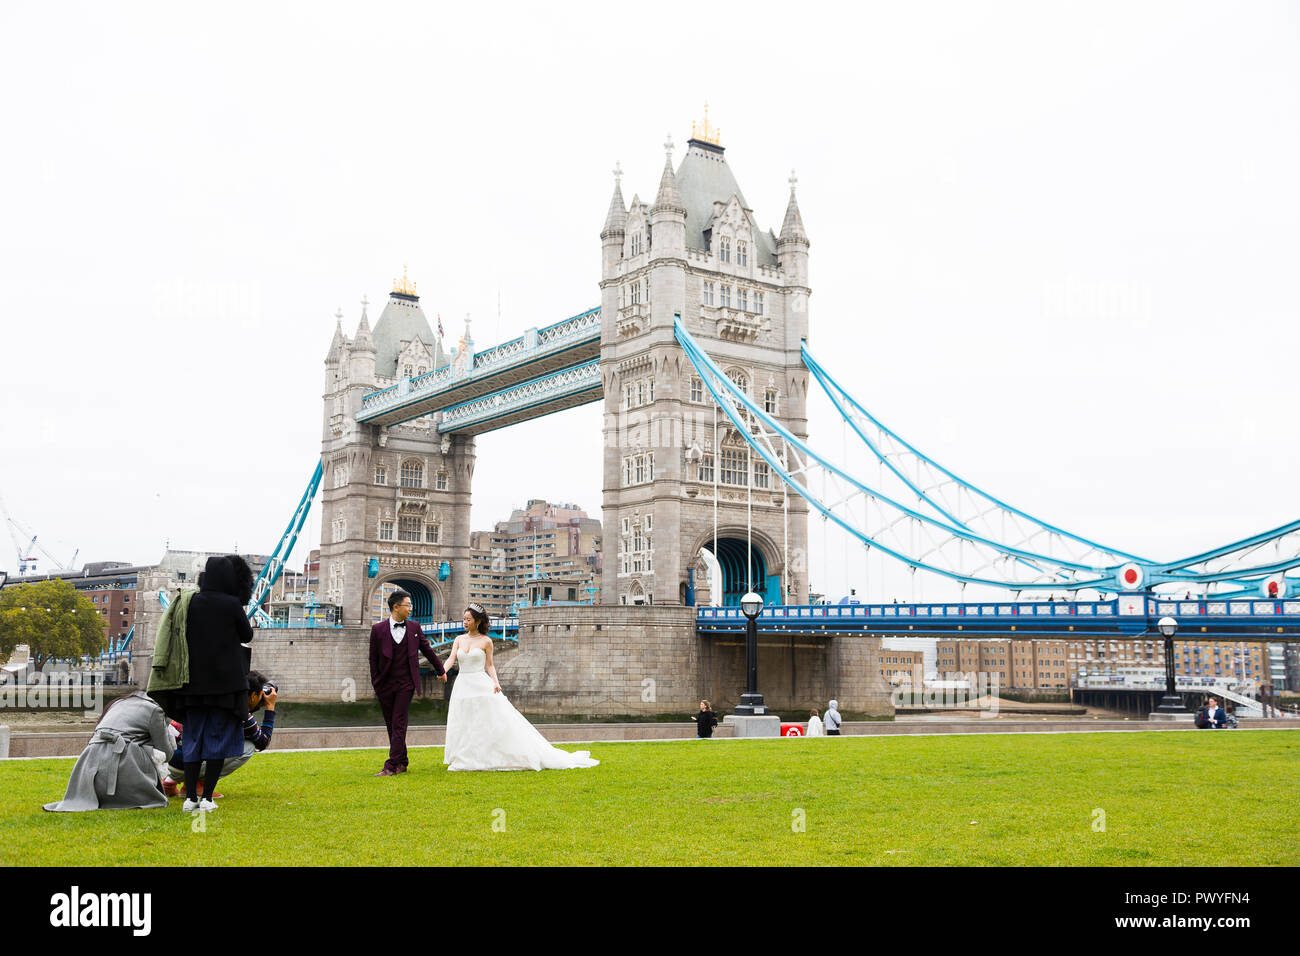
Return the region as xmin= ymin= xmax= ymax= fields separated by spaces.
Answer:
xmin=177 ymin=555 xmax=253 ymax=720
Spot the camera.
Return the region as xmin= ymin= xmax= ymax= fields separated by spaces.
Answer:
xmin=262 ymin=682 xmax=277 ymax=695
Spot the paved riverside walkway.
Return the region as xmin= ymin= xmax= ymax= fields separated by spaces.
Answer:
xmin=6 ymin=716 xmax=1299 ymax=758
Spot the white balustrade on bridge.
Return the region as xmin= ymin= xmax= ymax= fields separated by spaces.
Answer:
xmin=437 ymin=360 xmax=602 ymax=434
xmin=356 ymin=307 xmax=600 ymax=424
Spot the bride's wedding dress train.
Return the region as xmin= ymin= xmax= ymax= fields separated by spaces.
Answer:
xmin=443 ymin=647 xmax=599 ymax=771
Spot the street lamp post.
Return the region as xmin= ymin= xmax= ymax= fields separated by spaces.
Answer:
xmin=733 ymin=591 xmax=767 ymax=715
xmin=1154 ymin=616 xmax=1187 ymax=714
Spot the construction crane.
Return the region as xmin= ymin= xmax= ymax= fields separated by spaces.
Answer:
xmin=1 ymin=496 xmax=79 ymax=575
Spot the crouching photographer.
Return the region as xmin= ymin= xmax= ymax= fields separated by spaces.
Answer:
xmin=163 ymin=671 xmax=279 ymax=805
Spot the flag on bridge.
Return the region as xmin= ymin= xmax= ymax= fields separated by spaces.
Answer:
xmin=438 ymin=314 xmax=444 ymax=339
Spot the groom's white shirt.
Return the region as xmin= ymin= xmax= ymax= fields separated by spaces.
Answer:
xmin=389 ymin=617 xmax=406 ymax=644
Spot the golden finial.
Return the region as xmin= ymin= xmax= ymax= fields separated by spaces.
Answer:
xmin=393 ymin=265 xmax=417 ymax=297
xmin=691 ymin=101 xmax=722 ymax=147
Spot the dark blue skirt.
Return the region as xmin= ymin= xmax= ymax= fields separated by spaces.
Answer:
xmin=182 ymin=706 xmax=244 ymax=762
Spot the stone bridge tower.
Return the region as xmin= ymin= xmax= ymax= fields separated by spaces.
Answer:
xmin=599 ymin=118 xmax=811 ymax=608
xmin=320 ymin=273 xmax=475 ymax=625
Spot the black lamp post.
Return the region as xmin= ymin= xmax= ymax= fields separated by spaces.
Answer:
xmin=733 ymin=591 xmax=767 ymax=715
xmin=1154 ymin=615 xmax=1187 ymax=714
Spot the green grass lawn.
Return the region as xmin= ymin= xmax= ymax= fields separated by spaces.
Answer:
xmin=5 ymin=730 xmax=1297 ymax=866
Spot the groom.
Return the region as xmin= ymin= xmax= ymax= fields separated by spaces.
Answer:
xmin=369 ymin=589 xmax=447 ymax=776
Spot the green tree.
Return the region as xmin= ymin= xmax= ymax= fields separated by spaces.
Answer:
xmin=0 ymin=579 xmax=107 ymax=663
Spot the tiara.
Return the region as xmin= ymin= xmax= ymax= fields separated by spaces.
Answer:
xmin=467 ymin=603 xmax=486 ymax=615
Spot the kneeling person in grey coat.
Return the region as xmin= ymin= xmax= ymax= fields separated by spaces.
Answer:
xmin=44 ymin=691 xmax=176 ymax=812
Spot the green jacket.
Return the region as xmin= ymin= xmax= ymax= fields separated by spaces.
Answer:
xmin=146 ymin=588 xmax=197 ymax=695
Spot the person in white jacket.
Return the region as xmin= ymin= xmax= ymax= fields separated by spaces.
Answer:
xmin=824 ymin=699 xmax=842 ymax=736
xmin=806 ymin=709 xmax=825 ymax=737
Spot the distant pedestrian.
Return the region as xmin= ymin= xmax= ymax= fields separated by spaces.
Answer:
xmin=1206 ymin=697 xmax=1227 ymax=728
xmin=692 ymin=699 xmax=718 ymax=738
xmin=806 ymin=709 xmax=825 ymax=737
xmin=824 ymin=699 xmax=842 ymax=736
xmin=1196 ymin=696 xmax=1226 ymax=729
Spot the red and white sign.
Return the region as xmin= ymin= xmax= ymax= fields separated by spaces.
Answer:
xmin=780 ymin=724 xmax=804 ymax=736
xmin=1117 ymin=594 xmax=1146 ymax=616
xmin=1118 ymin=563 xmax=1144 ymax=589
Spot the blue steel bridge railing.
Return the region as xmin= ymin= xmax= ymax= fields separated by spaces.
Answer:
xmin=419 ymin=617 xmax=520 ymax=648
xmin=697 ymin=598 xmax=1300 ymax=637
xmin=247 ymin=616 xmax=522 ymax=643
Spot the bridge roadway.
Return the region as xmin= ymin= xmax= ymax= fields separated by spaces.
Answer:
xmin=402 ymin=595 xmax=1300 ymax=642
xmin=696 ymin=596 xmax=1300 ymax=640
xmin=355 ymin=307 xmax=601 ymax=431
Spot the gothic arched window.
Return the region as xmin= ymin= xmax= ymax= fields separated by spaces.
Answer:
xmin=738 ymin=241 xmax=747 ymax=266
xmin=400 ymin=459 xmax=424 ymax=488
xmin=721 ymin=447 xmax=746 ymax=486
xmin=719 ymin=236 xmax=731 ymax=263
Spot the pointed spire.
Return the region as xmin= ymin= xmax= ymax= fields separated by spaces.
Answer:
xmin=326 ymin=308 xmax=346 ymax=361
xmin=601 ymin=161 xmax=627 ymax=238
xmin=779 ymin=169 xmax=808 ymax=244
xmin=652 ymin=135 xmax=685 ymax=216
xmin=354 ymin=295 xmax=375 ymax=352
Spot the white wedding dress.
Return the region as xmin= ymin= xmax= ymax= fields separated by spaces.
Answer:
xmin=443 ymin=645 xmax=599 ymax=771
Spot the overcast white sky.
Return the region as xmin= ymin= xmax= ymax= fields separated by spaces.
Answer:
xmin=1 ymin=1 xmax=1296 ymax=602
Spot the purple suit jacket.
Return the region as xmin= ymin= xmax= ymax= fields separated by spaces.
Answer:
xmin=369 ymin=619 xmax=446 ymax=689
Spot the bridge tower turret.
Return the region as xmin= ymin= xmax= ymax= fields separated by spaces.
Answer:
xmin=319 ymin=278 xmax=473 ymax=628
xmin=600 ymin=116 xmax=811 ymax=608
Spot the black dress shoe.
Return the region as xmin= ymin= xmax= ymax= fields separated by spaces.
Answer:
xmin=373 ymin=769 xmax=397 ymax=777
xmin=394 ymin=765 xmax=408 ymax=774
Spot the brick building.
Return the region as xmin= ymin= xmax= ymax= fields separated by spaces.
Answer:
xmin=468 ymin=500 xmax=601 ymax=616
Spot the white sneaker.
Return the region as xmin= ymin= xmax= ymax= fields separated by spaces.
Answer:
xmin=183 ymin=798 xmax=217 ymax=813
xmin=182 ymin=798 xmax=200 ymax=812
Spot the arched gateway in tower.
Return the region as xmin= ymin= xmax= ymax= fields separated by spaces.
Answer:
xmin=319 ymin=123 xmax=811 ymax=620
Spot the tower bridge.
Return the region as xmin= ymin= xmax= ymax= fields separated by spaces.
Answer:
xmin=80 ymin=109 xmax=1293 ymax=715
xmin=307 ymin=118 xmax=1300 ymax=641
xmin=173 ymin=113 xmax=1299 ymax=715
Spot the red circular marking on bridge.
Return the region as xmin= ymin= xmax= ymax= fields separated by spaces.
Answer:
xmin=1123 ymin=568 xmax=1139 ymax=585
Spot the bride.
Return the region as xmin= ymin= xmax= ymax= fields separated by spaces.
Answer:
xmin=443 ymin=603 xmax=599 ymax=772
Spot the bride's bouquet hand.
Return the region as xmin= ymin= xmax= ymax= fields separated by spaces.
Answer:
xmin=492 ymin=684 xmax=502 ymax=694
